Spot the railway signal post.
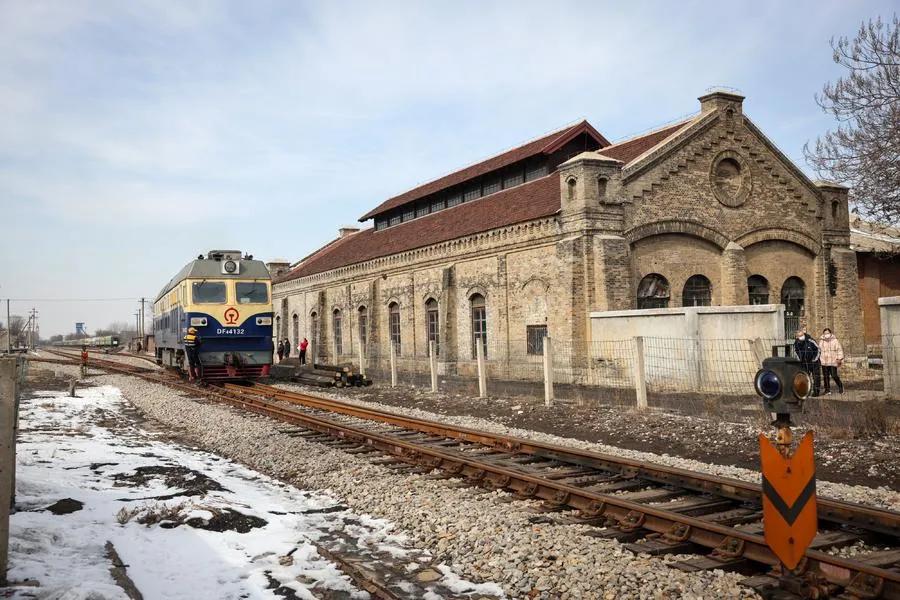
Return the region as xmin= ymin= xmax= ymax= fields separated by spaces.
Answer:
xmin=754 ymin=356 xmax=818 ymax=574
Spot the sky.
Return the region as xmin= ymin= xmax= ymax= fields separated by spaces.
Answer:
xmin=0 ymin=0 xmax=895 ymax=337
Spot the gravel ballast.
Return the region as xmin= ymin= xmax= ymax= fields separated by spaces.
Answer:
xmin=36 ymin=364 xmax=760 ymax=599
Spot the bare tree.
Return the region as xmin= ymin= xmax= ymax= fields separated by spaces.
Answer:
xmin=7 ymin=316 xmax=25 ymax=344
xmin=804 ymin=15 xmax=900 ymax=224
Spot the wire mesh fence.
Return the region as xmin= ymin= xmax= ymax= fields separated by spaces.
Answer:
xmin=312 ymin=332 xmax=886 ymax=406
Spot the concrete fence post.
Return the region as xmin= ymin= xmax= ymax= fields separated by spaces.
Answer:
xmin=429 ymin=341 xmax=438 ymax=393
xmin=358 ymin=344 xmax=366 ymax=378
xmin=476 ymin=338 xmax=487 ymax=398
xmin=0 ymin=357 xmax=17 ymax=581
xmin=390 ymin=343 xmax=397 ymax=388
xmin=542 ymin=336 xmax=554 ymax=406
xmin=632 ymin=336 xmax=648 ymax=410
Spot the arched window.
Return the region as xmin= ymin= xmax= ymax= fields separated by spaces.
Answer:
xmin=425 ymin=298 xmax=439 ymax=356
xmin=566 ymin=177 xmax=576 ymax=202
xmin=470 ymin=294 xmax=487 ymax=359
xmin=332 ymin=309 xmax=343 ymax=356
xmin=292 ymin=314 xmax=299 ymax=349
xmin=358 ymin=306 xmax=368 ymax=352
xmin=682 ymin=275 xmax=712 ymax=307
xmin=781 ymin=277 xmax=806 ymax=333
xmin=309 ymin=311 xmax=318 ymax=351
xmin=388 ymin=302 xmax=401 ymax=355
xmin=748 ymin=275 xmax=770 ymax=305
xmin=832 ymin=200 xmax=839 ymax=220
xmin=637 ymin=274 xmax=670 ymax=309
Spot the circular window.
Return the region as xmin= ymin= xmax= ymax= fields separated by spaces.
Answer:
xmin=710 ymin=151 xmax=750 ymax=207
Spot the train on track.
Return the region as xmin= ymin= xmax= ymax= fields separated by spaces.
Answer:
xmin=153 ymin=250 xmax=273 ymax=381
xmin=52 ymin=335 xmax=120 ymax=348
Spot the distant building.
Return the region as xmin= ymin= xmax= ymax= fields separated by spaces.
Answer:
xmin=851 ymin=217 xmax=900 ymax=346
xmin=273 ymin=91 xmax=864 ymax=374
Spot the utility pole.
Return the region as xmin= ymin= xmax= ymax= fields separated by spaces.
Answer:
xmin=29 ymin=308 xmax=38 ymax=350
xmin=5 ymin=301 xmax=9 ymax=354
xmin=139 ymin=297 xmax=146 ymax=340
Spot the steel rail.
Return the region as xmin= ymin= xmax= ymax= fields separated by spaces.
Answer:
xmin=29 ymin=354 xmax=900 ymax=597
xmin=240 ymin=382 xmax=900 ymax=539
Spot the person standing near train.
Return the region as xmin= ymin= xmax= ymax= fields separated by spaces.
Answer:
xmin=277 ymin=339 xmax=285 ymax=362
xmin=184 ymin=327 xmax=201 ymax=381
xmin=793 ymin=329 xmax=822 ymax=397
xmin=820 ymin=327 xmax=845 ymax=395
xmin=299 ymin=337 xmax=309 ymax=365
xmin=283 ymin=338 xmax=291 ymax=359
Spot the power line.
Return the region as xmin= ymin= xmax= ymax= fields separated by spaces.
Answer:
xmin=0 ymin=297 xmax=153 ymax=302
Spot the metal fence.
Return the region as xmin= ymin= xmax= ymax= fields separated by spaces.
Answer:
xmin=315 ymin=333 xmax=886 ymax=406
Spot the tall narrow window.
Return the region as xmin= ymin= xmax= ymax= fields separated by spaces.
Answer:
xmin=332 ymin=309 xmax=343 ymax=356
xmin=781 ymin=277 xmax=806 ymax=335
xmin=358 ymin=306 xmax=368 ymax=352
xmin=748 ymin=275 xmax=770 ymax=305
xmin=682 ymin=275 xmax=712 ymax=307
xmin=292 ymin=314 xmax=299 ymax=352
xmin=470 ymin=294 xmax=487 ymax=359
xmin=637 ymin=274 xmax=670 ymax=309
xmin=425 ymin=298 xmax=439 ymax=356
xmin=389 ymin=302 xmax=401 ymax=355
xmin=309 ymin=312 xmax=318 ymax=350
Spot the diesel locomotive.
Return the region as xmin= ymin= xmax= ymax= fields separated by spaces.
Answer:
xmin=153 ymin=250 xmax=273 ymax=380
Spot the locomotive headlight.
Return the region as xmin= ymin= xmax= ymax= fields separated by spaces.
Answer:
xmin=754 ymin=369 xmax=782 ymax=400
xmin=256 ymin=317 xmax=272 ymax=326
xmin=190 ymin=317 xmax=208 ymax=327
xmin=792 ymin=371 xmax=812 ymax=400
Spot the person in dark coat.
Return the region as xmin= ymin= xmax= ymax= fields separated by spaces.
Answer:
xmin=793 ymin=329 xmax=821 ymax=396
xmin=283 ymin=338 xmax=291 ymax=358
xmin=277 ymin=339 xmax=285 ymax=362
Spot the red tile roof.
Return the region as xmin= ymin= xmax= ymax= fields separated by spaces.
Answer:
xmin=601 ymin=120 xmax=692 ymax=164
xmin=276 ymin=173 xmax=561 ymax=282
xmin=359 ymin=121 xmax=607 ymax=221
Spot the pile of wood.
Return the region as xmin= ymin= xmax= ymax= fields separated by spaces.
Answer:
xmin=269 ymin=359 xmax=372 ymax=388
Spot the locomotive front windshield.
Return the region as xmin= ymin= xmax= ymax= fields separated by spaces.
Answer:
xmin=192 ymin=281 xmax=226 ymax=304
xmin=236 ymin=282 xmax=269 ymax=304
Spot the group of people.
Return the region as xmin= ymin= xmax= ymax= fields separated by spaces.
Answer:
xmin=276 ymin=337 xmax=308 ymax=364
xmin=793 ymin=327 xmax=845 ymax=396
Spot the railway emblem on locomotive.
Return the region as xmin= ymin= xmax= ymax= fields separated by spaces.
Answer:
xmin=224 ymin=307 xmax=240 ymax=325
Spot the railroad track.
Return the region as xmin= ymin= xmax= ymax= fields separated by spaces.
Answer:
xmin=30 ymin=351 xmax=900 ymax=598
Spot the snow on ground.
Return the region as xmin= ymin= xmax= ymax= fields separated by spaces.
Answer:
xmin=10 ymin=384 xmax=501 ymax=599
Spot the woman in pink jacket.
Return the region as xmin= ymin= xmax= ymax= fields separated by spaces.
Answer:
xmin=820 ymin=328 xmax=844 ymax=395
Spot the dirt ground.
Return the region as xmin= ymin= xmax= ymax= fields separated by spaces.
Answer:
xmin=318 ymin=381 xmax=900 ymax=491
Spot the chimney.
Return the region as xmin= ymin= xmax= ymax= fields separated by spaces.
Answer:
xmin=338 ymin=226 xmax=360 ymax=239
xmin=266 ymin=260 xmax=291 ymax=277
xmin=699 ymin=89 xmax=744 ymax=115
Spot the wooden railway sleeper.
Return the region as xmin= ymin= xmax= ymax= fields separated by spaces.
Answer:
xmin=841 ymin=572 xmax=885 ymax=600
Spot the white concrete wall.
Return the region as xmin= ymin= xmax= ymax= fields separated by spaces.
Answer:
xmin=879 ymin=297 xmax=900 ymax=399
xmin=589 ymin=304 xmax=785 ymax=393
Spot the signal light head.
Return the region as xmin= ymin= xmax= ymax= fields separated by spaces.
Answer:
xmin=792 ymin=371 xmax=812 ymax=400
xmin=755 ymin=369 xmax=782 ymax=400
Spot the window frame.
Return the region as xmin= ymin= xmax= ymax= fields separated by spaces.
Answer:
xmin=637 ymin=274 xmax=670 ymax=310
xmin=191 ymin=280 xmax=227 ymax=304
xmin=388 ymin=302 xmax=401 ymax=355
xmin=332 ymin=309 xmax=343 ymax=356
xmin=470 ymin=294 xmax=487 ymax=359
xmin=682 ymin=274 xmax=712 ymax=307
xmin=235 ymin=281 xmax=269 ymax=305
xmin=425 ymin=298 xmax=440 ymax=356
xmin=526 ymin=325 xmax=548 ymax=356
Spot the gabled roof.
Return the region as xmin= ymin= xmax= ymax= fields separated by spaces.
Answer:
xmin=277 ymin=173 xmax=561 ymax=282
xmin=601 ymin=119 xmax=694 ymax=164
xmin=358 ymin=121 xmax=608 ymax=222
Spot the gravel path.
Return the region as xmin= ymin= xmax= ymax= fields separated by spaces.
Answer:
xmin=30 ymin=363 xmax=759 ymax=599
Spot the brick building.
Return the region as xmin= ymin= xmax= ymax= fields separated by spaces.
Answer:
xmin=273 ymin=91 xmax=864 ymax=375
xmin=851 ymin=217 xmax=900 ymax=346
